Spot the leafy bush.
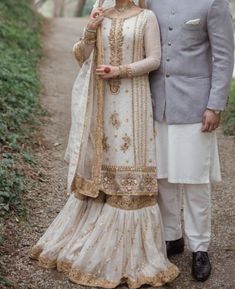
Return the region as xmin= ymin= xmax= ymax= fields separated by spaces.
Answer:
xmin=222 ymin=80 xmax=235 ymax=137
xmin=0 ymin=0 xmax=42 ymax=220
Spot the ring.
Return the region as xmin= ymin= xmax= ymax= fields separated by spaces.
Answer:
xmin=104 ymin=67 xmax=111 ymax=73
xmin=93 ymin=12 xmax=100 ymax=19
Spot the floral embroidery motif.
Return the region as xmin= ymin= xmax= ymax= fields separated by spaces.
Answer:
xmin=102 ymin=174 xmax=115 ymax=190
xmin=120 ymin=173 xmax=138 ymax=192
xmin=120 ymin=133 xmax=131 ymax=153
xmin=140 ymin=174 xmax=158 ymax=192
xmin=102 ymin=134 xmax=110 ymax=152
xmin=110 ymin=111 xmax=121 ymax=129
xmin=100 ymin=168 xmax=158 ymax=196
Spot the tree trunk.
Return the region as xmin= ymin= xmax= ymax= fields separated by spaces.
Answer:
xmin=53 ymin=0 xmax=65 ymax=17
xmin=75 ymin=0 xmax=87 ymax=17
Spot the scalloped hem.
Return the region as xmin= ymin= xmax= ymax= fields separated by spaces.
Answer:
xmin=69 ymin=264 xmax=180 ymax=289
xmin=30 ymin=252 xmax=180 ymax=289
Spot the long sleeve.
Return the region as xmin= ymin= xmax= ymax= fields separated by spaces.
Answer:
xmin=207 ymin=0 xmax=234 ymax=111
xmin=73 ymin=29 xmax=96 ymax=66
xmin=120 ymin=11 xmax=161 ymax=78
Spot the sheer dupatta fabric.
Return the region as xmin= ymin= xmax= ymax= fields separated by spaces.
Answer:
xmin=65 ymin=21 xmax=105 ymax=197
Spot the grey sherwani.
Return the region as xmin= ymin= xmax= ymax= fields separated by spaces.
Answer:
xmin=147 ymin=0 xmax=234 ymax=124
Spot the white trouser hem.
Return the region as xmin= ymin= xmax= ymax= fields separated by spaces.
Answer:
xmin=158 ymin=179 xmax=211 ymax=252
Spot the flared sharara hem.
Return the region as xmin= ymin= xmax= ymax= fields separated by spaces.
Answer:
xmin=30 ymin=194 xmax=180 ymax=288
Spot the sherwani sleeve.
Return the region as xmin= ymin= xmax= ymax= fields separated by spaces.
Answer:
xmin=120 ymin=11 xmax=161 ymax=77
xmin=73 ymin=29 xmax=96 ymax=66
xmin=207 ymin=0 xmax=234 ymax=111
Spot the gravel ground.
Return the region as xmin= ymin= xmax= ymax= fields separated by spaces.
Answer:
xmin=0 ymin=18 xmax=235 ymax=289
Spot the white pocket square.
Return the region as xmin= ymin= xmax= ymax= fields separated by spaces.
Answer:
xmin=185 ymin=18 xmax=201 ymax=25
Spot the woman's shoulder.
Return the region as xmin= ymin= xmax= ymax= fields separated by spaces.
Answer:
xmin=142 ymin=9 xmax=156 ymax=18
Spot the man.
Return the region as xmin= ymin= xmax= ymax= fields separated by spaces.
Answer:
xmin=147 ymin=0 xmax=234 ymax=282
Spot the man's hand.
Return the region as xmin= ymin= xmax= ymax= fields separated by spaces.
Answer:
xmin=201 ymin=109 xmax=221 ymax=133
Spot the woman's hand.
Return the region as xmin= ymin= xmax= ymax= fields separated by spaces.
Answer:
xmin=96 ymin=65 xmax=120 ymax=79
xmin=87 ymin=8 xmax=104 ymax=30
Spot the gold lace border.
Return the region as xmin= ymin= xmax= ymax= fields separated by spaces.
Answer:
xmin=106 ymin=195 xmax=157 ymax=210
xmin=29 ymin=253 xmax=180 ymax=289
xmin=72 ymin=171 xmax=158 ymax=199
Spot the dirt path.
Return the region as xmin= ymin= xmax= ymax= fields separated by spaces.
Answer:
xmin=1 ymin=18 xmax=235 ymax=289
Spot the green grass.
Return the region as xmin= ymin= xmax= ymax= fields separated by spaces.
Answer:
xmin=0 ymin=0 xmax=42 ymax=233
xmin=222 ymin=80 xmax=235 ymax=137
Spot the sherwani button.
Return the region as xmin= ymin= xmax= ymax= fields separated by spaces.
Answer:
xmin=166 ymin=74 xmax=170 ymax=78
xmin=169 ymin=27 xmax=173 ymax=31
xmin=167 ymin=57 xmax=170 ymax=62
xmin=171 ymin=10 xmax=176 ymax=15
xmin=168 ymin=42 xmax=172 ymax=46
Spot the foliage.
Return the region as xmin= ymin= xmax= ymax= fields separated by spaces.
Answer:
xmin=0 ymin=274 xmax=14 ymax=288
xmin=0 ymin=0 xmax=42 ymax=221
xmin=222 ymin=80 xmax=235 ymax=137
xmin=82 ymin=0 xmax=96 ymax=16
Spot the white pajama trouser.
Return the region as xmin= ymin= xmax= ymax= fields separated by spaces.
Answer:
xmin=158 ymin=179 xmax=211 ymax=252
xmin=155 ymin=121 xmax=221 ymax=252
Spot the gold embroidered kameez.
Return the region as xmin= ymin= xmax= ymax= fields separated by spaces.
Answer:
xmin=30 ymin=8 xmax=180 ymax=288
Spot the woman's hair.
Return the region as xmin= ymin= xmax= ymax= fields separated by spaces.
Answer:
xmin=139 ymin=0 xmax=147 ymax=9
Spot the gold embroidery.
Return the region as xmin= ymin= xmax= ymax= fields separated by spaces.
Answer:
xmin=102 ymin=134 xmax=110 ymax=152
xmin=83 ymin=29 xmax=96 ymax=45
xmin=121 ymin=173 xmax=138 ymax=192
xmin=100 ymin=169 xmax=158 ymax=196
xmin=121 ymin=133 xmax=131 ymax=153
xmin=57 ymin=260 xmax=72 ymax=274
xmin=73 ymin=42 xmax=85 ymax=66
xmin=110 ymin=111 xmax=121 ymax=129
xmin=140 ymin=174 xmax=158 ymax=192
xmin=106 ymin=195 xmax=157 ymax=210
xmin=70 ymin=265 xmax=180 ymax=289
xmin=30 ymin=245 xmax=43 ymax=260
xmin=31 ymin=253 xmax=179 ymax=289
xmin=101 ymin=165 xmax=156 ymax=172
xmin=131 ymin=12 xmax=149 ymax=166
xmin=119 ymin=64 xmax=133 ymax=78
xmin=102 ymin=173 xmax=116 ymax=190
xmin=109 ymin=18 xmax=124 ymax=94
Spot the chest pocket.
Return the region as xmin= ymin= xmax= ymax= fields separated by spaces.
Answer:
xmin=180 ymin=21 xmax=206 ymax=47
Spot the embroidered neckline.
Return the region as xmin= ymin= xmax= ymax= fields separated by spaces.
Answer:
xmin=104 ymin=9 xmax=144 ymax=20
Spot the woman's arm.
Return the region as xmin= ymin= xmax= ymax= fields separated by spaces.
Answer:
xmin=73 ymin=29 xmax=96 ymax=66
xmin=97 ymin=11 xmax=161 ymax=79
xmin=122 ymin=11 xmax=161 ymax=77
xmin=73 ymin=9 xmax=104 ymax=66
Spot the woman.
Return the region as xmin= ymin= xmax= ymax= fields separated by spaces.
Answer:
xmin=30 ymin=0 xmax=180 ymax=287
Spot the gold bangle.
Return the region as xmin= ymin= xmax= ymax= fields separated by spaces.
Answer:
xmin=83 ymin=29 xmax=96 ymax=45
xmin=86 ymin=28 xmax=97 ymax=33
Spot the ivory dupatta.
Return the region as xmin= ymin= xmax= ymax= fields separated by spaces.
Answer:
xmin=65 ymin=1 xmax=105 ymax=197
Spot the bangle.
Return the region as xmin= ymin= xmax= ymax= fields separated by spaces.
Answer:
xmin=83 ymin=29 xmax=96 ymax=45
xmin=86 ymin=28 xmax=97 ymax=33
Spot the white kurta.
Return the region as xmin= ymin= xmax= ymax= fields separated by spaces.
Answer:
xmin=155 ymin=121 xmax=221 ymax=184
